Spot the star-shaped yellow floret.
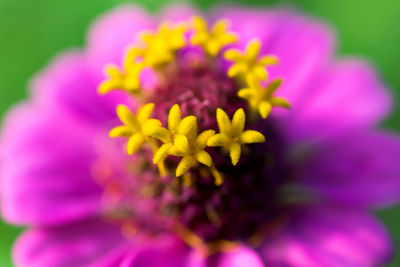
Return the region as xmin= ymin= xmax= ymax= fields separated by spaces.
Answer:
xmin=133 ymin=22 xmax=187 ymax=68
xmin=148 ymin=105 xmax=215 ymax=177
xmin=109 ymin=103 xmax=161 ymax=155
xmin=149 ymin=104 xmax=194 ymax=163
xmin=98 ymin=48 xmax=144 ymax=95
xmin=224 ymin=39 xmax=278 ymax=82
xmin=207 ymin=108 xmax=265 ymax=165
xmin=238 ymin=77 xmax=290 ymax=119
xmin=191 ymin=16 xmax=238 ymax=57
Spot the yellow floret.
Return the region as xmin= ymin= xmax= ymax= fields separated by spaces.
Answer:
xmin=238 ymin=77 xmax=290 ymax=119
xmin=207 ymin=108 xmax=265 ymax=165
xmin=135 ymin=22 xmax=187 ymax=69
xmin=224 ymin=39 xmax=278 ymax=82
xmin=191 ymin=16 xmax=238 ymax=57
xmin=109 ymin=103 xmax=160 ymax=155
xmin=98 ymin=47 xmax=144 ymax=95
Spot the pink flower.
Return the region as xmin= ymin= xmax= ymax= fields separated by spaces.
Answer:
xmin=1 ymin=4 xmax=399 ymax=266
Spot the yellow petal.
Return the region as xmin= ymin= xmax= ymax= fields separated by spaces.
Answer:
xmin=229 ymin=142 xmax=241 ymax=166
xmin=196 ymin=130 xmax=215 ymax=149
xmin=231 ymin=108 xmax=246 ymax=137
xmin=127 ymin=133 xmax=144 ymax=155
xmin=212 ymin=19 xmax=228 ymax=34
xmin=219 ymin=33 xmax=238 ymax=46
xmin=224 ymin=49 xmax=242 ymax=61
xmin=227 ymin=63 xmax=248 ymax=77
xmin=245 ymin=75 xmax=262 ymax=91
xmin=193 ymin=16 xmax=207 ymax=31
xmin=174 ymin=134 xmax=190 ymax=154
xmin=206 ymin=40 xmax=221 ymax=57
xmin=142 ymin=119 xmax=163 ymax=137
xmin=237 ymin=88 xmax=257 ymax=100
xmin=153 ymin=143 xmax=173 ymax=164
xmin=246 ymin=39 xmax=261 ymax=61
xmin=176 ymin=156 xmax=196 ymax=177
xmin=196 ymin=150 xmax=212 ymax=167
xmin=265 ymin=79 xmax=283 ymax=97
xmin=252 ymin=65 xmax=268 ymax=81
xmin=258 ymin=101 xmax=272 ymax=119
xmin=240 ymin=130 xmax=265 ymax=144
xmin=138 ymin=103 xmax=155 ymax=124
xmin=104 ymin=65 xmax=121 ymax=78
xmin=207 ymin=133 xmax=229 ymax=147
xmin=109 ymin=126 xmax=133 ymax=138
xmin=168 ymin=104 xmax=181 ymax=131
xmin=216 ymin=108 xmax=231 ymax=134
xmin=258 ymin=55 xmax=279 ymax=66
xmin=117 ymin=105 xmax=136 ymax=127
xmin=270 ymin=97 xmax=291 ymax=109
xmin=191 ymin=32 xmax=209 ymax=45
xmin=177 ymin=116 xmax=197 ymax=142
xmin=98 ymin=79 xmax=121 ymax=95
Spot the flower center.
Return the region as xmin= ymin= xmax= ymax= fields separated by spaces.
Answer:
xmin=98 ymin=16 xmax=292 ymax=253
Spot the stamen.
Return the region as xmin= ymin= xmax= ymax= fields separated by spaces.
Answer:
xmin=136 ymin=22 xmax=187 ymax=68
xmin=109 ymin=103 xmax=160 ymax=155
xmin=224 ymin=38 xmax=278 ymax=82
xmin=191 ymin=16 xmax=238 ymax=57
xmin=207 ymin=108 xmax=265 ymax=165
xmin=238 ymin=77 xmax=290 ymax=119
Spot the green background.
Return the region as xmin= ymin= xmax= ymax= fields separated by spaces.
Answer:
xmin=0 ymin=0 xmax=399 ymax=266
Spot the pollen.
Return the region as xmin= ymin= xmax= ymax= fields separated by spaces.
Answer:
xmin=224 ymin=39 xmax=278 ymax=82
xmin=109 ymin=103 xmax=161 ymax=155
xmin=207 ymin=108 xmax=265 ymax=165
xmin=191 ymin=16 xmax=238 ymax=57
xmin=238 ymin=77 xmax=290 ymax=119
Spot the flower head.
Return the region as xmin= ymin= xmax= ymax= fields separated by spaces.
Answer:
xmin=1 ymin=4 xmax=399 ymax=267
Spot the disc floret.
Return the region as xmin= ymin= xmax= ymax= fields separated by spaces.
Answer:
xmin=225 ymin=39 xmax=278 ymax=82
xmin=191 ymin=16 xmax=238 ymax=57
xmin=238 ymin=77 xmax=290 ymax=119
xmin=207 ymin=108 xmax=265 ymax=165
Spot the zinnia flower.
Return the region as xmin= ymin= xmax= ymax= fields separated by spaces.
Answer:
xmin=1 ymin=3 xmax=399 ymax=266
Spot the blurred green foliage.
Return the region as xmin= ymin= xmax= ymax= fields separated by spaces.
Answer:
xmin=0 ymin=0 xmax=399 ymax=266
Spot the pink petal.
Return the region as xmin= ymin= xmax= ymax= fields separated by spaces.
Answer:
xmin=0 ymin=104 xmax=104 ymax=225
xmin=31 ymin=51 xmax=132 ymax=126
xmin=301 ymin=131 xmax=400 ymax=207
xmin=261 ymin=207 xmax=393 ymax=266
xmin=13 ymin=219 xmax=128 ymax=267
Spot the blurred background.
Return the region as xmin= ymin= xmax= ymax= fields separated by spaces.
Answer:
xmin=0 ymin=0 xmax=399 ymax=266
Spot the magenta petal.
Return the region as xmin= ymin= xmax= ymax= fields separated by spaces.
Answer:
xmin=0 ymin=104 xmax=104 ymax=225
xmin=261 ymin=207 xmax=393 ymax=267
xmin=32 ymin=51 xmax=131 ymax=126
xmin=301 ymin=131 xmax=400 ymax=207
xmin=218 ymin=246 xmax=264 ymax=267
xmin=13 ymin=218 xmax=128 ymax=267
xmin=121 ymin=235 xmax=197 ymax=267
xmin=86 ymin=4 xmax=155 ymax=80
xmin=159 ymin=3 xmax=200 ymax=23
xmin=287 ymin=61 xmax=392 ymax=141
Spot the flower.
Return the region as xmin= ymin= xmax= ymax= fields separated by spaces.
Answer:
xmin=1 ymin=3 xmax=399 ymax=267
